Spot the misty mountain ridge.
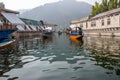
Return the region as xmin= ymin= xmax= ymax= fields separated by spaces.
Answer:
xmin=19 ymin=9 xmax=31 ymax=14
xmin=20 ymin=0 xmax=92 ymax=26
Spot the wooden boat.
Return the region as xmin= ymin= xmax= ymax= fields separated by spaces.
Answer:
xmin=42 ymin=31 xmax=53 ymax=37
xmin=43 ymin=31 xmax=53 ymax=35
xmin=0 ymin=39 xmax=15 ymax=49
xmin=70 ymin=32 xmax=83 ymax=39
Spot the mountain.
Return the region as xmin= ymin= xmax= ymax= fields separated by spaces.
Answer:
xmin=20 ymin=0 xmax=92 ymax=26
xmin=19 ymin=9 xmax=31 ymax=14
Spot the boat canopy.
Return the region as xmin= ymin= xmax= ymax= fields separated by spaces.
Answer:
xmin=1 ymin=12 xmax=25 ymax=25
xmin=69 ymin=24 xmax=76 ymax=29
xmin=45 ymin=27 xmax=52 ymax=30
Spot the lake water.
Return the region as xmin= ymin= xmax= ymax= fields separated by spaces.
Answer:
xmin=0 ymin=33 xmax=120 ymax=80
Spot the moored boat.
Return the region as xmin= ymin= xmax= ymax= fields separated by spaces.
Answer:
xmin=43 ymin=31 xmax=53 ymax=35
xmin=0 ymin=3 xmax=25 ymax=49
xmin=69 ymin=32 xmax=83 ymax=39
xmin=0 ymin=39 xmax=15 ymax=49
xmin=0 ymin=29 xmax=17 ymax=40
xmin=42 ymin=31 xmax=53 ymax=38
xmin=39 ymin=20 xmax=57 ymax=38
xmin=42 ymin=26 xmax=54 ymax=38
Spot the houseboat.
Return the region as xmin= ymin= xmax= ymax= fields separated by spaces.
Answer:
xmin=69 ymin=7 xmax=120 ymax=37
xmin=0 ymin=3 xmax=25 ymax=49
xmin=15 ymin=18 xmax=42 ymax=38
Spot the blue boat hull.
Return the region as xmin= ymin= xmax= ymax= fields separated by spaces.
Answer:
xmin=70 ymin=32 xmax=83 ymax=39
xmin=43 ymin=31 xmax=53 ymax=35
xmin=0 ymin=39 xmax=15 ymax=49
xmin=42 ymin=31 xmax=53 ymax=38
xmin=0 ymin=29 xmax=16 ymax=39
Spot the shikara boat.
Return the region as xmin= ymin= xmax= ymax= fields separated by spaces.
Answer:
xmin=42 ymin=27 xmax=54 ymax=38
xmin=43 ymin=31 xmax=53 ymax=35
xmin=42 ymin=31 xmax=53 ymax=37
xmin=69 ymin=32 xmax=83 ymax=39
xmin=0 ymin=39 xmax=15 ymax=49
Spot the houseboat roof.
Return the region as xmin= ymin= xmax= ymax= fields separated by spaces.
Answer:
xmin=20 ymin=18 xmax=40 ymax=25
xmin=91 ymin=7 xmax=120 ymax=19
xmin=71 ymin=16 xmax=90 ymax=24
xmin=0 ymin=3 xmax=24 ymax=25
xmin=0 ymin=8 xmax=19 ymax=14
xmin=16 ymin=25 xmax=25 ymax=31
xmin=1 ymin=12 xmax=25 ymax=25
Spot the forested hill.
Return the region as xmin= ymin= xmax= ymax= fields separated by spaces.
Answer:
xmin=20 ymin=0 xmax=92 ymax=26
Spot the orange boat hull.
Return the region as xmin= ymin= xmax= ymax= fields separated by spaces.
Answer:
xmin=70 ymin=35 xmax=83 ymax=39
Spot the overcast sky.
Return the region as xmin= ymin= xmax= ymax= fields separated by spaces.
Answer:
xmin=0 ymin=0 xmax=101 ymax=10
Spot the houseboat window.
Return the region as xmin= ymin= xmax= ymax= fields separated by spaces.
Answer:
xmin=107 ymin=18 xmax=111 ymax=25
xmin=101 ymin=20 xmax=104 ymax=26
xmin=94 ymin=21 xmax=96 ymax=26
xmin=80 ymin=23 xmax=83 ymax=28
xmin=116 ymin=28 xmax=118 ymax=30
xmin=91 ymin=21 xmax=96 ymax=27
xmin=91 ymin=22 xmax=93 ymax=27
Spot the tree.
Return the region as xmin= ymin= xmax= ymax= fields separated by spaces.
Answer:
xmin=113 ymin=0 xmax=118 ymax=8
xmin=94 ymin=2 xmax=101 ymax=14
xmin=91 ymin=6 xmax=96 ymax=16
xmin=102 ymin=0 xmax=108 ymax=11
xmin=91 ymin=0 xmax=119 ymax=16
xmin=108 ymin=0 xmax=117 ymax=10
xmin=118 ymin=0 xmax=120 ymax=7
xmin=91 ymin=1 xmax=107 ymax=16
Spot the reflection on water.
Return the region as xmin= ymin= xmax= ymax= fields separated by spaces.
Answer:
xmin=69 ymin=37 xmax=84 ymax=48
xmin=0 ymin=33 xmax=120 ymax=80
xmin=84 ymin=36 xmax=120 ymax=60
xmin=84 ymin=36 xmax=120 ymax=77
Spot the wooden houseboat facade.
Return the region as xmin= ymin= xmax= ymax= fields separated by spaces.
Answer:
xmin=70 ymin=7 xmax=120 ymax=37
xmin=15 ymin=18 xmax=57 ymax=38
xmin=0 ymin=3 xmax=25 ymax=49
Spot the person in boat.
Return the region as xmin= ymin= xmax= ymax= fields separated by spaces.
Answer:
xmin=78 ymin=27 xmax=83 ymax=35
xmin=67 ymin=27 xmax=72 ymax=34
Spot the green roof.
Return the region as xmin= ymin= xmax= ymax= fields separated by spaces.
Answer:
xmin=20 ymin=18 xmax=39 ymax=25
